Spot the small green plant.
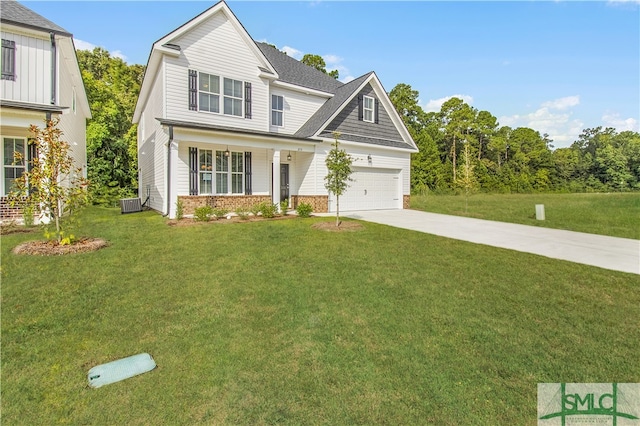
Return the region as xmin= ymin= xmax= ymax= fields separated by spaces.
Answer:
xmin=280 ymin=199 xmax=289 ymax=215
xmin=194 ymin=205 xmax=213 ymax=222
xmin=249 ymin=203 xmax=262 ymax=217
xmin=175 ymin=199 xmax=184 ymax=220
xmin=211 ymin=207 xmax=229 ymax=220
xmin=296 ymin=202 xmax=313 ymax=218
xmin=22 ymin=202 xmax=35 ymax=227
xmin=235 ymin=206 xmax=250 ymax=220
xmin=259 ymin=202 xmax=278 ymax=219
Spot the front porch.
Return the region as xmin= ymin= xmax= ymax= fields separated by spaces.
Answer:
xmin=177 ymin=194 xmax=329 ymax=216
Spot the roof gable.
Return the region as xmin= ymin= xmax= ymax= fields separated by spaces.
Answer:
xmin=0 ymin=0 xmax=71 ymax=36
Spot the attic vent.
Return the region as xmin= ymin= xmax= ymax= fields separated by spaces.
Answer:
xmin=120 ymin=197 xmax=142 ymax=214
xmin=163 ymin=43 xmax=181 ymax=51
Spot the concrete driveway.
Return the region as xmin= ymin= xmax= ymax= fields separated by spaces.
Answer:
xmin=343 ymin=209 xmax=640 ymax=275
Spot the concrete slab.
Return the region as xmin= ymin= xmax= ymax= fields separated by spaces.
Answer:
xmin=342 ymin=209 xmax=640 ymax=275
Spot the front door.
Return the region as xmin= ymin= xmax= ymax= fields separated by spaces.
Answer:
xmin=280 ymin=164 xmax=289 ymax=202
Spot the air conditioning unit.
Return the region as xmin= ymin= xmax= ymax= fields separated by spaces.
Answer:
xmin=120 ymin=197 xmax=142 ymax=214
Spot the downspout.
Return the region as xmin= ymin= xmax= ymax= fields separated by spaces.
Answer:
xmin=50 ymin=32 xmax=56 ymax=106
xmin=165 ymin=125 xmax=174 ymax=217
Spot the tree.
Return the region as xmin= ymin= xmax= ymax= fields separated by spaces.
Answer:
xmin=324 ymin=132 xmax=353 ymax=227
xmin=456 ymin=141 xmax=477 ymax=212
xmin=301 ymin=54 xmax=339 ymax=79
xmin=9 ymin=118 xmax=88 ymax=244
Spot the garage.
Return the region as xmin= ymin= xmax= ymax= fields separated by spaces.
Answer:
xmin=329 ymin=167 xmax=401 ymax=212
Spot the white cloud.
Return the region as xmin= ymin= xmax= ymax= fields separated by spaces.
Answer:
xmin=602 ymin=113 xmax=639 ymax=132
xmin=422 ymin=94 xmax=474 ymax=112
xmin=111 ymin=50 xmax=127 ymax=62
xmin=499 ymin=98 xmax=584 ymax=148
xmin=281 ymin=45 xmax=303 ymax=60
xmin=323 ymin=54 xmax=342 ymax=65
xmin=541 ymin=95 xmax=580 ymax=110
xmin=74 ymin=39 xmax=97 ymax=51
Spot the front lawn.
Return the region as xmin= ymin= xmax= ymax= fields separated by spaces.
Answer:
xmin=2 ymin=207 xmax=638 ymax=424
xmin=410 ymin=192 xmax=640 ymax=239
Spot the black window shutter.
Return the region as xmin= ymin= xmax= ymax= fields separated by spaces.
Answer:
xmin=188 ymin=70 xmax=198 ymax=111
xmin=244 ymin=82 xmax=252 ymax=119
xmin=189 ymin=147 xmax=198 ymax=195
xmin=357 ymin=95 xmax=363 ymax=121
xmin=1 ymin=39 xmax=16 ymax=81
xmin=374 ymin=99 xmax=380 ymax=124
xmin=244 ymin=152 xmax=252 ymax=194
xmin=27 ymin=139 xmax=37 ymax=171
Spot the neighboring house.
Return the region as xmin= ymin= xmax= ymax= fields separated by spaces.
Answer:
xmin=0 ymin=0 xmax=90 ymax=220
xmin=133 ymin=1 xmax=417 ymax=219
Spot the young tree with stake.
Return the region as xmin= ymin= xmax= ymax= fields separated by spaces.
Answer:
xmin=324 ymin=132 xmax=353 ymax=227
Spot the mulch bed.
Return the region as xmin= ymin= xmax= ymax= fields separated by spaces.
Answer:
xmin=12 ymin=238 xmax=109 ymax=256
xmin=167 ymin=214 xmax=298 ymax=227
xmin=311 ymin=221 xmax=364 ymax=232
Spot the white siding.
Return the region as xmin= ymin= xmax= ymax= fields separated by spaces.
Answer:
xmin=164 ymin=11 xmax=269 ymax=131
xmin=0 ymin=30 xmax=52 ymax=105
xmin=269 ymin=87 xmax=327 ymax=135
xmin=138 ymin=68 xmax=167 ymax=213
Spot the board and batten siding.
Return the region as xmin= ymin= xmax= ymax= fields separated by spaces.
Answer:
xmin=0 ymin=30 xmax=52 ymax=105
xmin=138 ymin=67 xmax=167 ymax=213
xmin=324 ymin=84 xmax=404 ymax=145
xmin=163 ymin=10 xmax=269 ymax=131
xmin=269 ymin=87 xmax=327 ymax=135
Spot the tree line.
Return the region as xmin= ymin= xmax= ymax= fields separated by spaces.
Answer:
xmin=76 ymin=49 xmax=639 ymax=203
xmin=389 ymin=83 xmax=640 ymax=194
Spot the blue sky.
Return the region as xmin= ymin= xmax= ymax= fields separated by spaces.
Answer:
xmin=22 ymin=1 xmax=639 ymax=148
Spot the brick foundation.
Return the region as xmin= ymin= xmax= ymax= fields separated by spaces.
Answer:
xmin=403 ymin=195 xmax=410 ymax=209
xmin=291 ymin=195 xmax=328 ymax=213
xmin=1 ymin=197 xmax=25 ymax=222
xmin=178 ymin=195 xmax=272 ymax=216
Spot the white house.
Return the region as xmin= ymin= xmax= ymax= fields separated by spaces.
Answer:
xmin=133 ymin=1 xmax=417 ymax=218
xmin=0 ymin=0 xmax=91 ymax=220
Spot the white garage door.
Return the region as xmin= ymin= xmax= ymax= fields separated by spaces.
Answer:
xmin=329 ymin=167 xmax=401 ymax=212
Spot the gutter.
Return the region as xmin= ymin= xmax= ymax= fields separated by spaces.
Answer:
xmin=50 ymin=32 xmax=56 ymax=106
xmin=165 ymin=125 xmax=173 ymax=217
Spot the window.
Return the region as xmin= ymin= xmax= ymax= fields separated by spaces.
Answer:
xmin=199 ymin=73 xmax=220 ymax=113
xmin=215 ymin=150 xmax=228 ymax=194
xmin=3 ymin=137 xmax=26 ymax=195
xmin=223 ymin=78 xmax=243 ymax=117
xmin=363 ymin=96 xmax=375 ymax=123
xmin=231 ymin=152 xmax=243 ymax=193
xmin=199 ymin=149 xmax=213 ymax=194
xmin=271 ymin=95 xmax=284 ymax=127
xmin=1 ymin=39 xmax=16 ymax=81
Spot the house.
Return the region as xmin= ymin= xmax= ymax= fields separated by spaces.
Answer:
xmin=133 ymin=1 xmax=417 ymax=219
xmin=0 ymin=0 xmax=91 ymax=221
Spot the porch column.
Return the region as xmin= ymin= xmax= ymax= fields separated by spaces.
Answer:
xmin=272 ymin=150 xmax=281 ymax=209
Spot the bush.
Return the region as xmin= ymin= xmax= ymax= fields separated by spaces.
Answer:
xmin=296 ymin=202 xmax=313 ymax=218
xmin=175 ymin=199 xmax=184 ymax=220
xmin=194 ymin=205 xmax=213 ymax=222
xmin=249 ymin=203 xmax=262 ymax=217
xmin=22 ymin=203 xmax=35 ymax=227
xmin=259 ymin=202 xmax=278 ymax=218
xmin=235 ymin=206 xmax=250 ymax=220
xmin=211 ymin=207 xmax=229 ymax=220
xmin=280 ymin=199 xmax=289 ymax=215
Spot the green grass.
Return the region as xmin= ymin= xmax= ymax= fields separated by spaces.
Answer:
xmin=2 ymin=207 xmax=639 ymax=425
xmin=411 ymin=192 xmax=640 ymax=239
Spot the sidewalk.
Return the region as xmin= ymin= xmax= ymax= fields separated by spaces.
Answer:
xmin=341 ymin=209 xmax=640 ymax=275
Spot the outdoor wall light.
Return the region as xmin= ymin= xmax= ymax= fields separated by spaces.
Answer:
xmin=225 ymin=146 xmax=230 ymax=157
xmin=287 ymin=151 xmax=292 ymax=161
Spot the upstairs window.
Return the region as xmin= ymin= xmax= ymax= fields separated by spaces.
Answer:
xmin=223 ymin=78 xmax=243 ymax=117
xmin=363 ymin=96 xmax=375 ymax=123
xmin=199 ymin=73 xmax=220 ymax=113
xmin=271 ymin=95 xmax=284 ymax=127
xmin=1 ymin=39 xmax=16 ymax=81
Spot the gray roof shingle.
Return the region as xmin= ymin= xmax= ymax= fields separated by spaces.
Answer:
xmin=1 ymin=0 xmax=71 ymax=36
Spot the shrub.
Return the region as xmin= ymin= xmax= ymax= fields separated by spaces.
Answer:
xmin=211 ymin=208 xmax=229 ymax=220
xmin=194 ymin=205 xmax=213 ymax=222
xmin=296 ymin=202 xmax=313 ymax=218
xmin=22 ymin=202 xmax=35 ymax=227
xmin=175 ymin=199 xmax=184 ymax=220
xmin=249 ymin=203 xmax=262 ymax=217
xmin=259 ymin=202 xmax=278 ymax=218
xmin=280 ymin=199 xmax=289 ymax=215
xmin=235 ymin=206 xmax=250 ymax=220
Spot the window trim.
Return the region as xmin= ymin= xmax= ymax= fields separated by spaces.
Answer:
xmin=363 ymin=95 xmax=375 ymax=123
xmin=223 ymin=77 xmax=243 ymax=117
xmin=198 ymin=72 xmax=220 ymax=114
xmin=198 ymin=149 xmax=213 ymax=195
xmin=1 ymin=39 xmax=16 ymax=81
xmin=2 ymin=136 xmax=27 ymax=196
xmin=271 ymin=94 xmax=284 ymax=127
